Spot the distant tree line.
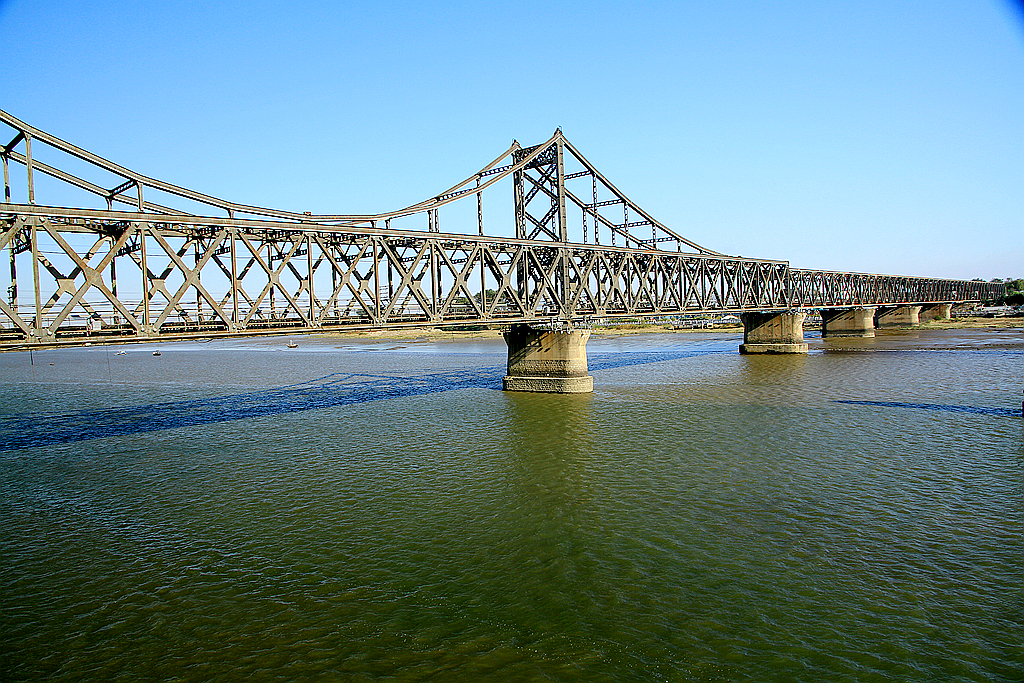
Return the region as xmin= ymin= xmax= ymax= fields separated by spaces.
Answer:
xmin=986 ymin=278 xmax=1024 ymax=305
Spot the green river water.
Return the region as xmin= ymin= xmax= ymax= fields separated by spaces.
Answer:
xmin=2 ymin=328 xmax=1022 ymax=681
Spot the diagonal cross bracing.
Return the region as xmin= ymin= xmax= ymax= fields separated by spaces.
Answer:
xmin=0 ymin=112 xmax=1006 ymax=345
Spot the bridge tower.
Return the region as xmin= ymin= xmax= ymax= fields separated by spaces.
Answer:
xmin=511 ymin=135 xmax=572 ymax=313
xmin=503 ymin=134 xmax=593 ymax=392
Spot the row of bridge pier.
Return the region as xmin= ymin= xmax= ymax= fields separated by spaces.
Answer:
xmin=503 ymin=303 xmax=954 ymax=393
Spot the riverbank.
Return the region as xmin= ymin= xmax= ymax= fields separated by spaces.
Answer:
xmin=3 ymin=316 xmax=1017 ymax=351
xmin=312 ymin=323 xmax=745 ymax=341
xmin=917 ymin=316 xmax=1024 ymax=329
xmin=312 ymin=316 xmax=1022 ymax=342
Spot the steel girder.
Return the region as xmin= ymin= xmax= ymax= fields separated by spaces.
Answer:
xmin=0 ymin=209 xmax=1002 ymax=346
xmin=0 ymin=210 xmax=774 ymax=343
xmin=788 ymin=268 xmax=999 ymax=307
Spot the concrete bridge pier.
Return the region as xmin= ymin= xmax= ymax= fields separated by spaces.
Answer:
xmin=919 ymin=303 xmax=952 ymax=321
xmin=821 ymin=307 xmax=876 ymax=338
xmin=875 ymin=305 xmax=922 ymax=328
xmin=739 ymin=311 xmax=808 ymax=354
xmin=502 ymin=324 xmax=594 ymax=393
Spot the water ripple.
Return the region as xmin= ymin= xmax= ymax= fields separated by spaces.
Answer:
xmin=3 ymin=331 xmax=1022 ymax=682
xmin=0 ymin=348 xmax=724 ymax=453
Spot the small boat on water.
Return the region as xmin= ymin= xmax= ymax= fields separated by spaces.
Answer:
xmin=287 ymin=342 xmax=298 ymax=348
xmin=116 ymin=350 xmax=127 ymax=356
xmin=152 ymin=350 xmax=161 ymax=356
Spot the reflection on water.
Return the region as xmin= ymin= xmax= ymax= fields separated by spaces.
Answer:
xmin=836 ymin=399 xmax=1020 ymax=417
xmin=503 ymin=390 xmax=595 ymax=466
xmin=0 ymin=368 xmax=502 ymax=452
xmin=1 ymin=329 xmax=1022 ymax=681
xmin=0 ymin=342 xmax=727 ymax=453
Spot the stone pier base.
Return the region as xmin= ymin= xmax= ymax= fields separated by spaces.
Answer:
xmin=821 ymin=307 xmax=876 ymax=338
xmin=919 ymin=303 xmax=952 ymax=321
xmin=502 ymin=324 xmax=593 ymax=393
xmin=739 ymin=312 xmax=808 ymax=354
xmin=875 ymin=305 xmax=922 ymax=327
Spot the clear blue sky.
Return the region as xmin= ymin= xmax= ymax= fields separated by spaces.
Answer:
xmin=1 ymin=0 xmax=1021 ymax=280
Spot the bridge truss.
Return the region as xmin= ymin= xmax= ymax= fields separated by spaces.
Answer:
xmin=0 ymin=110 xmax=1004 ymax=345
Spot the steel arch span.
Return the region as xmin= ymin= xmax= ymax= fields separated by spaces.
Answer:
xmin=0 ymin=110 xmax=1004 ymax=346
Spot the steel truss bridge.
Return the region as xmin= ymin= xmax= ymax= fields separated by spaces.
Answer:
xmin=0 ymin=110 xmax=1004 ymax=347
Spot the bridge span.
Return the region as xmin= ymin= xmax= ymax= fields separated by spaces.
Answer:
xmin=0 ymin=110 xmax=1004 ymax=391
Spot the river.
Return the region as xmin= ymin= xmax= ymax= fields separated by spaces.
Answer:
xmin=2 ymin=328 xmax=1022 ymax=681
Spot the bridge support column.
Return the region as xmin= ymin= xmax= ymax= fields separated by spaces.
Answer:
xmin=503 ymin=324 xmax=593 ymax=393
xmin=739 ymin=312 xmax=808 ymax=354
xmin=875 ymin=305 xmax=922 ymax=328
xmin=821 ymin=307 xmax=876 ymax=338
xmin=919 ymin=303 xmax=952 ymax=321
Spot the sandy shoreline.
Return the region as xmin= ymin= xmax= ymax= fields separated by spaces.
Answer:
xmin=1 ymin=316 xmax=1017 ymax=351
xmin=311 ymin=316 xmax=1022 ymax=341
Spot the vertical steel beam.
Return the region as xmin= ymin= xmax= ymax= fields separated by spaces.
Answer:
xmin=110 ymin=242 xmax=117 ymax=299
xmin=555 ymin=139 xmax=568 ymax=243
xmin=307 ymin=233 xmax=314 ymax=325
xmin=513 ymin=164 xmax=525 ymax=240
xmin=429 ymin=238 xmax=438 ymax=320
xmin=194 ymin=239 xmax=202 ymax=323
xmin=2 ymin=150 xmax=9 ymax=203
xmin=268 ymin=241 xmax=276 ymax=318
xmin=623 ymin=204 xmax=629 ymax=247
xmin=555 ymin=139 xmax=570 ymax=318
xmin=7 ymin=234 xmax=15 ymax=315
xmin=479 ymin=244 xmax=486 ymax=314
xmin=31 ymin=220 xmax=41 ymax=333
xmin=25 ymin=134 xmax=34 ymax=205
xmin=140 ymin=224 xmax=150 ymax=333
xmin=331 ymin=243 xmax=339 ymax=318
xmin=372 ymin=237 xmax=380 ymax=324
xmin=387 ymin=246 xmax=394 ymax=318
xmin=476 ymin=177 xmax=483 ymax=236
xmin=230 ymin=228 xmax=239 ymax=329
